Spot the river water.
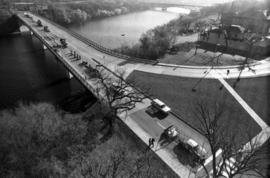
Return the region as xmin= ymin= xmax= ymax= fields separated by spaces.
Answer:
xmin=0 ymin=9 xmax=186 ymax=109
xmin=69 ymin=10 xmax=183 ymax=48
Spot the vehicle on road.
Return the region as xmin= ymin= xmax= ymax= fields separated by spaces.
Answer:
xmin=24 ymin=12 xmax=30 ymax=18
xmin=44 ymin=26 xmax=50 ymax=32
xmin=37 ymin=19 xmax=42 ymax=27
xmin=151 ymin=99 xmax=171 ymax=114
xmin=164 ymin=125 xmax=179 ymax=138
xmin=60 ymin=38 xmax=68 ymax=48
xmin=164 ymin=125 xmax=207 ymax=165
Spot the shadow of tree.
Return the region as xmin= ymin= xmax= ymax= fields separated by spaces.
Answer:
xmin=173 ymin=143 xmax=197 ymax=168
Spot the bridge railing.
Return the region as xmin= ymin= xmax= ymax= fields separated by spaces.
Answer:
xmin=29 ymin=13 xmax=157 ymax=65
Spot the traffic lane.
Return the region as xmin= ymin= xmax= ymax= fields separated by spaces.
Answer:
xmin=129 ymin=108 xmax=166 ymax=139
xmin=162 ymin=114 xmax=211 ymax=157
xmin=130 ymin=108 xmax=212 ymax=171
xmin=129 ymin=107 xmax=210 ymax=153
xmin=129 ymin=104 xmax=211 ymax=157
xmin=27 ymin=13 xmax=126 ymax=66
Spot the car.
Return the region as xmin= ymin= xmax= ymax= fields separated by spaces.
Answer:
xmin=60 ymin=38 xmax=68 ymax=48
xmin=184 ymin=139 xmax=207 ymax=164
xmin=151 ymin=99 xmax=171 ymax=113
xmin=24 ymin=12 xmax=30 ymax=17
xmin=164 ymin=125 xmax=179 ymax=138
xmin=37 ymin=20 xmax=42 ymax=27
xmin=44 ymin=26 xmax=50 ymax=32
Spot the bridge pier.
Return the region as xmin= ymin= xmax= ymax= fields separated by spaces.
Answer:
xmin=42 ymin=44 xmax=47 ymax=50
xmin=68 ymin=72 xmax=73 ymax=79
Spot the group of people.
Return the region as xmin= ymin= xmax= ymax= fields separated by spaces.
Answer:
xmin=70 ymin=50 xmax=81 ymax=60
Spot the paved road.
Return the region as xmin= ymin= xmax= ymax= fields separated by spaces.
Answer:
xmin=17 ymin=12 xmax=270 ymax=178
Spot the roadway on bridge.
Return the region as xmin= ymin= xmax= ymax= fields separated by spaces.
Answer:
xmin=18 ymin=12 xmax=270 ymax=178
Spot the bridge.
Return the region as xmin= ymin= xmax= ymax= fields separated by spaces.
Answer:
xmin=14 ymin=11 xmax=270 ymax=178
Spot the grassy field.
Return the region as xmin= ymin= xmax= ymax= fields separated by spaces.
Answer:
xmin=128 ymin=71 xmax=261 ymax=145
xmin=227 ymin=76 xmax=269 ymax=125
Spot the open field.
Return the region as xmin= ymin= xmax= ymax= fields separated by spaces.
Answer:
xmin=127 ymin=71 xmax=261 ymax=145
xmin=227 ymin=76 xmax=269 ymax=125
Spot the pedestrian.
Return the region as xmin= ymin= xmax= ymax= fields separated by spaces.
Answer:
xmin=151 ymin=138 xmax=155 ymax=148
xmin=148 ymin=138 xmax=152 ymax=148
xmin=227 ymin=69 xmax=230 ymax=75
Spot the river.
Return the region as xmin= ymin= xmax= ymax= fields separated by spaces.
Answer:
xmin=0 ymin=9 xmax=187 ymax=110
xmin=69 ymin=9 xmax=186 ymax=48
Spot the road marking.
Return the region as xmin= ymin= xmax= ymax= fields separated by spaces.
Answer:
xmin=157 ymin=121 xmax=166 ymax=129
xmin=211 ymin=70 xmax=268 ymax=129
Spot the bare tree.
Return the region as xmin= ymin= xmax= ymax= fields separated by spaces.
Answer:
xmin=79 ymin=144 xmax=170 ymax=178
xmin=232 ymin=34 xmax=260 ymax=88
xmin=93 ymin=65 xmax=147 ymax=131
xmin=193 ymin=100 xmax=269 ymax=178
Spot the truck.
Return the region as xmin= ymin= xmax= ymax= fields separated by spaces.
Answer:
xmin=164 ymin=125 xmax=207 ymax=165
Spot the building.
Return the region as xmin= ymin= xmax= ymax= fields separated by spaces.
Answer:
xmin=221 ymin=10 xmax=270 ymax=34
xmin=197 ymin=10 xmax=270 ymax=59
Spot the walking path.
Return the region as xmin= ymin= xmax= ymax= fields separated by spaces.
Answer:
xmin=210 ymin=70 xmax=268 ymax=129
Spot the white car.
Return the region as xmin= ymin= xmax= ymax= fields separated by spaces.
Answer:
xmin=186 ymin=139 xmax=207 ymax=159
xmin=151 ymin=99 xmax=171 ymax=113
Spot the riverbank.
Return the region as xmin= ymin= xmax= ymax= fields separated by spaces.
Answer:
xmin=34 ymin=1 xmax=151 ymax=26
xmin=113 ymin=5 xmax=219 ymax=60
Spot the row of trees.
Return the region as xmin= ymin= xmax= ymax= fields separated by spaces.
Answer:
xmin=115 ymin=27 xmax=176 ymax=60
xmin=0 ymin=102 xmax=175 ymax=178
xmin=34 ymin=0 xmax=150 ymax=25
